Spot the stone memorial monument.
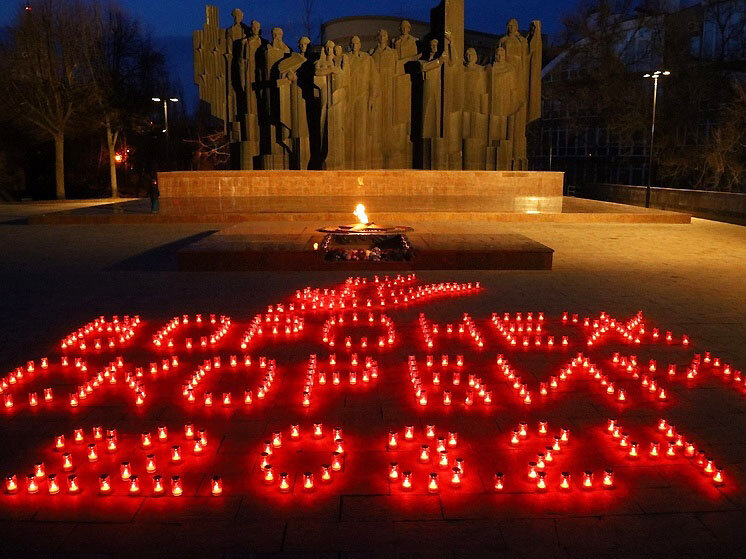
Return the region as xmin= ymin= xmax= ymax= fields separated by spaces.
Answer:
xmin=193 ymin=0 xmax=542 ymax=171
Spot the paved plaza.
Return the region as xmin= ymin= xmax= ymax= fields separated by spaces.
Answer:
xmin=0 ymin=208 xmax=745 ymax=558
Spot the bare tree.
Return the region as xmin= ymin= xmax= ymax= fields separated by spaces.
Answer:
xmin=186 ymin=130 xmax=231 ymax=169
xmin=84 ymin=4 xmax=168 ymax=198
xmin=705 ymin=0 xmax=746 ymax=62
xmin=0 ymin=0 xmax=98 ymax=199
xmin=301 ymin=0 xmax=317 ymax=44
xmin=554 ymin=0 xmax=664 ymax=144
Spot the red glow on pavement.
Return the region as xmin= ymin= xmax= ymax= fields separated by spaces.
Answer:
xmin=0 ymin=275 xmax=738 ymax=513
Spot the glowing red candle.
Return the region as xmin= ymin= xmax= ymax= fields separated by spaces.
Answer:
xmin=420 ymin=445 xmax=431 ymax=463
xmin=583 ymin=471 xmax=593 ymax=489
xmin=99 ymin=473 xmax=111 ymax=494
xmin=66 ymin=474 xmax=79 ymax=493
xmin=303 ymin=472 xmax=314 ymax=491
xmin=713 ymin=467 xmax=724 ymax=485
xmin=427 ymin=472 xmax=439 ymax=493
xmin=127 ymin=475 xmax=140 ymax=494
xmin=87 ymin=444 xmax=98 ymax=462
xmin=145 ymin=475 xmax=162 ymax=496
xmin=171 ymin=445 xmax=182 ymax=463
xmin=171 ymin=475 xmax=183 ymax=496
xmin=5 ymin=474 xmax=18 ymax=494
xmin=603 ymin=469 xmax=614 ymax=488
xmin=158 ymin=426 xmax=168 ymax=441
xmin=120 ymin=462 xmax=132 ymax=481
xmin=44 ymin=387 xmax=53 ymax=402
xmin=275 ymin=472 xmax=289 ymax=493
xmin=25 ymin=474 xmax=39 ymax=494
xmin=649 ymin=442 xmax=660 ymax=458
xmin=438 ymin=451 xmax=449 ymax=469
xmin=141 ymin=432 xmax=152 ymax=448
xmin=312 ymin=423 xmax=323 ymax=439
xmin=106 ymin=436 xmax=117 ymax=453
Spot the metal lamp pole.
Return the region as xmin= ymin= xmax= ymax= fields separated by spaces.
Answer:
xmin=151 ymin=97 xmax=179 ymax=135
xmin=642 ymin=70 xmax=670 ymax=208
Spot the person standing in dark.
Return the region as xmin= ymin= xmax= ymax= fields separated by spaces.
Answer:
xmin=148 ymin=179 xmax=160 ymax=213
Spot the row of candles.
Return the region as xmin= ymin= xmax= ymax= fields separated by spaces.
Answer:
xmin=321 ymin=312 xmax=396 ymax=349
xmin=6 ymin=472 xmax=213 ymax=497
xmin=60 ymin=315 xmax=141 ymax=351
xmin=504 ymin=421 xmax=616 ymax=492
xmin=6 ymin=423 xmax=215 ymax=496
xmin=408 ymin=355 xmax=494 ymax=407
xmin=184 ymin=355 xmax=276 ymax=406
xmin=608 ymin=353 xmax=668 ymax=401
xmin=301 ymin=354 xmax=380 ymax=407
xmin=258 ymin=424 xmax=345 ymax=492
xmin=240 ymin=313 xmax=305 ymax=348
xmin=154 ymin=315 xmax=231 ymax=350
xmin=492 ymin=315 xmax=570 ymax=349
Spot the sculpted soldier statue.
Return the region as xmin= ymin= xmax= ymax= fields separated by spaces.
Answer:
xmin=419 ymin=34 xmax=452 ymax=140
xmin=265 ymin=27 xmax=291 ymax=79
xmin=314 ymin=41 xmax=341 ymax=168
xmin=498 ymin=18 xmax=531 ymax=169
xmin=487 ymin=46 xmax=520 ymax=170
xmin=370 ymin=29 xmax=397 ymax=167
xmin=277 ymin=36 xmax=312 ymax=169
xmin=225 ymin=9 xmax=247 ymax=132
xmin=345 ymin=36 xmax=379 ymax=169
xmin=462 ymin=47 xmax=489 ymax=169
xmin=394 ymin=20 xmax=419 ymax=62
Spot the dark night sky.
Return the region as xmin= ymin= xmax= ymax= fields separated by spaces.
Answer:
xmin=0 ymin=0 xmax=580 ymax=109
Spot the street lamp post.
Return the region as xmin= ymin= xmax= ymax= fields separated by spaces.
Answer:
xmin=151 ymin=97 xmax=179 ymax=135
xmin=642 ymin=70 xmax=670 ymax=208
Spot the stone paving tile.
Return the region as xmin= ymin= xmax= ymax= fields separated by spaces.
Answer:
xmin=58 ymin=520 xmax=285 ymax=557
xmin=283 ymin=520 xmax=395 ymax=553
xmin=392 ymin=520 xmax=505 ymax=554
xmin=340 ymin=494 xmax=443 ymax=521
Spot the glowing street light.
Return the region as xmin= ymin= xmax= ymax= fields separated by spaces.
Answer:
xmin=642 ymin=70 xmax=671 ymax=208
xmin=152 ymin=97 xmax=179 ymax=134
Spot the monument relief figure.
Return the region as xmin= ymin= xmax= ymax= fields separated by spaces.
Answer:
xmin=328 ymin=45 xmax=349 ymax=170
xmin=394 ymin=20 xmax=419 ymax=62
xmin=265 ymin=27 xmax=291 ymax=79
xmin=345 ymin=36 xmax=379 ymax=169
xmin=193 ymin=5 xmax=226 ymax=127
xmin=277 ymin=37 xmax=312 ymax=170
xmin=462 ymin=47 xmax=489 ymax=169
xmin=498 ymin=18 xmax=539 ymax=169
xmin=259 ymin=27 xmax=292 ymax=169
xmin=370 ymin=29 xmax=399 ymax=168
xmin=225 ymin=9 xmax=247 ymax=128
xmin=313 ymin=41 xmax=335 ymax=168
xmin=419 ymin=33 xmax=454 ymax=140
xmin=229 ymin=18 xmax=264 ymax=169
xmin=487 ymin=45 xmax=520 ymax=170
xmin=392 ymin=20 xmax=420 ymax=167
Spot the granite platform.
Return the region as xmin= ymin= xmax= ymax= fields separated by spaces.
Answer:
xmin=176 ymin=225 xmax=554 ymax=271
xmin=28 ymin=197 xmax=692 ymax=224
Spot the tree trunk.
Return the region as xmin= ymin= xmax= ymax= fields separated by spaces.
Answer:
xmin=106 ymin=122 xmax=119 ymax=199
xmin=53 ymin=133 xmax=65 ymax=200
